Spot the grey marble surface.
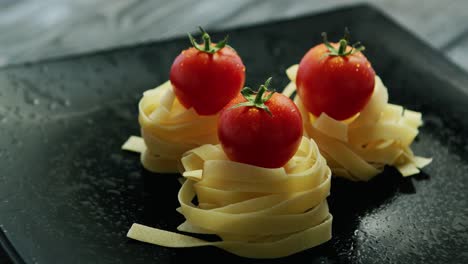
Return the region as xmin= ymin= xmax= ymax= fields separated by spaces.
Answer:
xmin=0 ymin=1 xmax=467 ymax=263
xmin=0 ymin=0 xmax=468 ymax=71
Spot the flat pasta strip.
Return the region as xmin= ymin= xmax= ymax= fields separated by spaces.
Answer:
xmin=124 ymin=81 xmax=219 ymax=173
xmin=127 ymin=137 xmax=333 ymax=258
xmin=121 ymin=136 xmax=146 ymax=153
xmin=285 ymin=64 xmax=431 ymax=180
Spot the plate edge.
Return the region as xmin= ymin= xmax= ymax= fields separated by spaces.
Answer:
xmin=0 ymin=230 xmax=26 ymax=264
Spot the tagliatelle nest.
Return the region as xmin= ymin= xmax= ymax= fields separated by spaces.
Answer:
xmin=282 ymin=64 xmax=431 ymax=181
xmin=133 ymin=81 xmax=219 ymax=173
xmin=124 ymin=137 xmax=332 ymax=259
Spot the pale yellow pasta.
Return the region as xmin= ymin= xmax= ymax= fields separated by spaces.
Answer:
xmin=284 ymin=64 xmax=431 ymax=181
xmin=126 ymin=137 xmax=333 ymax=259
xmin=133 ymin=81 xmax=219 ymax=173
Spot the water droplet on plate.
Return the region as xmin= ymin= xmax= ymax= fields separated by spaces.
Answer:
xmin=13 ymin=138 xmax=23 ymax=147
xmin=29 ymin=112 xmax=38 ymax=120
xmin=128 ymin=172 xmax=140 ymax=179
xmin=24 ymin=91 xmax=40 ymax=105
xmin=49 ymin=102 xmax=58 ymax=111
xmin=40 ymin=65 xmax=49 ymax=73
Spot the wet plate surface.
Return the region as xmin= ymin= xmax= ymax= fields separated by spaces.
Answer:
xmin=1 ymin=4 xmax=468 ymax=264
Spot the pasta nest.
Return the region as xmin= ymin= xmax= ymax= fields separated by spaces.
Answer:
xmin=283 ymin=65 xmax=431 ymax=181
xmin=127 ymin=137 xmax=333 ymax=259
xmin=137 ymin=81 xmax=219 ymax=173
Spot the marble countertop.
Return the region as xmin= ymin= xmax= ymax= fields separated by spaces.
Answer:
xmin=1 ymin=0 xmax=468 ymax=71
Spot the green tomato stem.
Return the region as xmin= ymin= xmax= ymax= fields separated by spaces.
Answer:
xmin=202 ymin=32 xmax=211 ymax=51
xmin=230 ymin=77 xmax=275 ymax=115
xmin=254 ymin=85 xmax=266 ymax=105
xmin=187 ymin=27 xmax=229 ymax=54
xmin=322 ymin=27 xmax=365 ymax=57
xmin=338 ymin=39 xmax=347 ymax=54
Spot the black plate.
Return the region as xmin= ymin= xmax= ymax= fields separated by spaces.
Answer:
xmin=1 ymin=4 xmax=468 ymax=264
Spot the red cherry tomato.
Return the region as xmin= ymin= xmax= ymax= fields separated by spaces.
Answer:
xmin=218 ymin=78 xmax=303 ymax=168
xmin=170 ymin=28 xmax=245 ymax=115
xmin=296 ymin=30 xmax=375 ymax=120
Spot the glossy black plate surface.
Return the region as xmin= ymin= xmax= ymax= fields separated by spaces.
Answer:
xmin=1 ymin=4 xmax=468 ymax=264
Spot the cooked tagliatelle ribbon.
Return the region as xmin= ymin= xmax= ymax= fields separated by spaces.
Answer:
xmin=283 ymin=64 xmax=431 ymax=181
xmin=126 ymin=137 xmax=333 ymax=259
xmin=134 ymin=81 xmax=219 ymax=173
